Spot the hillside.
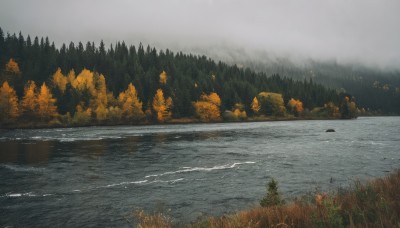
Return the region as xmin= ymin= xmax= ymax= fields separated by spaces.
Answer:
xmin=202 ymin=48 xmax=400 ymax=114
xmin=0 ymin=28 xmax=361 ymax=127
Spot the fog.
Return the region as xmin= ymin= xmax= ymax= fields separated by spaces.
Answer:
xmin=1 ymin=0 xmax=400 ymax=69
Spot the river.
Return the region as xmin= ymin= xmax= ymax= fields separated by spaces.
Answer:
xmin=0 ymin=117 xmax=399 ymax=227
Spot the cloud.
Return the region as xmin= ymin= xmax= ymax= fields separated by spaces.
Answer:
xmin=1 ymin=0 xmax=399 ymax=68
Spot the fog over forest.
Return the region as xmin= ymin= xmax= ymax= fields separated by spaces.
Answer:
xmin=1 ymin=0 xmax=400 ymax=69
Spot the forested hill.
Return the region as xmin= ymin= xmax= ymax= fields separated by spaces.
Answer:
xmin=203 ymin=48 xmax=400 ymax=114
xmin=0 ymin=28 xmax=358 ymax=127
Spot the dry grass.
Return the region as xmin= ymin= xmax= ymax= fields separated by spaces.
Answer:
xmin=136 ymin=170 xmax=400 ymax=228
xmin=134 ymin=210 xmax=173 ymax=228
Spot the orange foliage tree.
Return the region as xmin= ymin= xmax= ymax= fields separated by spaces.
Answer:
xmin=20 ymin=80 xmax=37 ymax=118
xmin=51 ymin=68 xmax=68 ymax=94
xmin=92 ymin=74 xmax=109 ymax=121
xmin=257 ymin=92 xmax=286 ymax=116
xmin=152 ymin=89 xmax=173 ymax=122
xmin=118 ymin=83 xmax=145 ymax=122
xmin=340 ymin=96 xmax=358 ymax=119
xmin=232 ymin=103 xmax=247 ymax=120
xmin=159 ymin=71 xmax=167 ymax=85
xmin=2 ymin=58 xmax=22 ymax=93
xmin=0 ymin=81 xmax=19 ymax=122
xmin=287 ymin=98 xmax=304 ymax=116
xmin=193 ymin=92 xmax=221 ymax=122
xmin=251 ymin=97 xmax=261 ymax=115
xmin=37 ymin=83 xmax=58 ymax=121
xmin=5 ymin=58 xmax=20 ymax=74
xmin=71 ymin=68 xmax=96 ymax=95
xmin=72 ymin=104 xmax=92 ymax=125
xmin=324 ymin=102 xmax=340 ymax=118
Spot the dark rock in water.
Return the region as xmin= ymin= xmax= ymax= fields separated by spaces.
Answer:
xmin=326 ymin=129 xmax=335 ymax=132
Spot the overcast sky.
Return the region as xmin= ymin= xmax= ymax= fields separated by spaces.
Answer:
xmin=1 ymin=0 xmax=400 ymax=68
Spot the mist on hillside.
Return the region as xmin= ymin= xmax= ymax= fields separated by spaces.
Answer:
xmin=1 ymin=0 xmax=400 ymax=70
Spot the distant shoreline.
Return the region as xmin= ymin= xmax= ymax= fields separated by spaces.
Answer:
xmin=2 ymin=115 xmax=389 ymax=130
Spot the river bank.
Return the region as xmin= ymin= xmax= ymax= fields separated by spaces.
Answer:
xmin=0 ymin=114 xmax=347 ymax=130
xmin=136 ymin=170 xmax=400 ymax=227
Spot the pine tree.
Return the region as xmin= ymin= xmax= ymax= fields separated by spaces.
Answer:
xmin=260 ymin=178 xmax=284 ymax=207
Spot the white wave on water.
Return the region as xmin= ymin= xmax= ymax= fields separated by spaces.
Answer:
xmin=93 ymin=162 xmax=250 ymax=191
xmin=2 ymin=192 xmax=37 ymax=198
xmin=101 ymin=180 xmax=148 ymax=188
xmin=145 ymin=161 xmax=256 ymax=178
xmin=58 ymin=136 xmax=123 ymax=142
xmin=150 ymin=178 xmax=184 ymax=184
xmin=369 ymin=141 xmax=384 ymax=145
xmin=1 ymin=164 xmax=45 ymax=173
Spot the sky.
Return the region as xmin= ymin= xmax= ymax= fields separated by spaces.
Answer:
xmin=1 ymin=0 xmax=400 ymax=69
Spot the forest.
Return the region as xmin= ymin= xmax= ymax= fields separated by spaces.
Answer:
xmin=234 ymin=54 xmax=400 ymax=114
xmin=0 ymin=28 xmax=359 ymax=127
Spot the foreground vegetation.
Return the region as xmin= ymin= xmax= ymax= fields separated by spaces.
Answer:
xmin=136 ymin=170 xmax=400 ymax=227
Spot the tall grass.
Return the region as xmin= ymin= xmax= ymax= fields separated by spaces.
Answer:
xmin=136 ymin=170 xmax=400 ymax=227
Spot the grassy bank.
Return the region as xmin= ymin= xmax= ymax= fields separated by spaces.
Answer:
xmin=136 ymin=170 xmax=400 ymax=227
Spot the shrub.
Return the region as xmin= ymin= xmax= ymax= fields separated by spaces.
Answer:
xmin=260 ymin=178 xmax=284 ymax=207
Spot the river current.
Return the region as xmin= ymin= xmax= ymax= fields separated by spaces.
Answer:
xmin=0 ymin=117 xmax=399 ymax=227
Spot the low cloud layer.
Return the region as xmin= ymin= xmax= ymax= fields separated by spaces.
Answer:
xmin=1 ymin=0 xmax=400 ymax=68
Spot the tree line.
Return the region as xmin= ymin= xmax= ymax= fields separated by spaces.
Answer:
xmin=0 ymin=28 xmax=358 ymax=127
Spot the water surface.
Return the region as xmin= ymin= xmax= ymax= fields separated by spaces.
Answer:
xmin=0 ymin=117 xmax=399 ymax=227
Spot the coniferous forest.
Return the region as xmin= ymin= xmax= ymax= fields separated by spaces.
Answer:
xmin=0 ymin=28 xmax=362 ymax=127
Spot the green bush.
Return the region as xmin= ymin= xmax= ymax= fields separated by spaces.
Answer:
xmin=260 ymin=178 xmax=284 ymax=207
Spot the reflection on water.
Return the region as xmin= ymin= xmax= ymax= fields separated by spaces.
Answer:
xmin=0 ymin=117 xmax=399 ymax=227
xmin=0 ymin=141 xmax=19 ymax=163
xmin=0 ymin=141 xmax=54 ymax=164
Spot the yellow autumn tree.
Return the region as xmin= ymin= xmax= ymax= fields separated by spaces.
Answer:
xmin=95 ymin=105 xmax=108 ymax=122
xmin=251 ymin=97 xmax=261 ymax=114
xmin=0 ymin=81 xmax=19 ymax=122
xmin=107 ymin=106 xmax=122 ymax=122
xmin=92 ymin=74 xmax=109 ymax=121
xmin=257 ymin=92 xmax=286 ymax=116
xmin=287 ymin=98 xmax=304 ymax=116
xmin=152 ymin=89 xmax=172 ymax=122
xmin=37 ymin=83 xmax=58 ymax=121
xmin=340 ymin=97 xmax=358 ymax=119
xmin=5 ymin=58 xmax=21 ymax=74
xmin=51 ymin=68 xmax=68 ymax=94
xmin=71 ymin=68 xmax=96 ymax=95
xmin=20 ymin=80 xmax=37 ymax=118
xmin=2 ymin=59 xmax=22 ymax=89
xmin=193 ymin=92 xmax=221 ymax=122
xmin=232 ymin=103 xmax=247 ymax=120
xmin=324 ymin=102 xmax=340 ymax=118
xmin=67 ymin=69 xmax=76 ymax=84
xmin=200 ymin=92 xmax=221 ymax=106
xmin=159 ymin=71 xmax=167 ymax=85
xmin=72 ymin=104 xmax=92 ymax=125
xmin=118 ymin=83 xmax=145 ymax=122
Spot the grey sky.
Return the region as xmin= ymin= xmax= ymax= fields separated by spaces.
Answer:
xmin=1 ymin=0 xmax=400 ymax=68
